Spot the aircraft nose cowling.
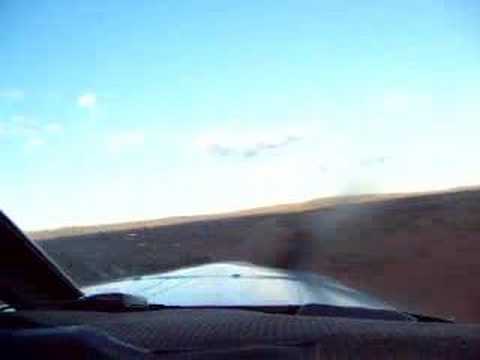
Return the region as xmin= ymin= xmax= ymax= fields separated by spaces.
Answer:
xmin=83 ymin=262 xmax=393 ymax=310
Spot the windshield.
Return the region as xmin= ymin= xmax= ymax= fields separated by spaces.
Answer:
xmin=2 ymin=1 xmax=479 ymax=321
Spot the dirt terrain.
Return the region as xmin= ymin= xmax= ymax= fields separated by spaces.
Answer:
xmin=31 ymin=188 xmax=480 ymax=322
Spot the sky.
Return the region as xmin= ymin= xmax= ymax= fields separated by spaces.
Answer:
xmin=1 ymin=0 xmax=479 ymax=230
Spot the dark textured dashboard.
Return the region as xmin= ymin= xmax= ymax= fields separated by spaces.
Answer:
xmin=2 ymin=308 xmax=480 ymax=359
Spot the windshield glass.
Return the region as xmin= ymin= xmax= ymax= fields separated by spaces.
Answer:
xmin=2 ymin=1 xmax=479 ymax=321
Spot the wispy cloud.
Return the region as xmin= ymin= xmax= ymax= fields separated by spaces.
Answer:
xmin=317 ymin=155 xmax=392 ymax=177
xmin=0 ymin=115 xmax=63 ymax=147
xmin=0 ymin=89 xmax=25 ymax=101
xmin=197 ymin=131 xmax=302 ymax=158
xmin=243 ymin=135 xmax=301 ymax=157
xmin=359 ymin=156 xmax=391 ymax=167
xmin=106 ymin=131 xmax=145 ymax=153
xmin=26 ymin=137 xmax=46 ymax=147
xmin=44 ymin=123 xmax=64 ymax=135
xmin=380 ymin=92 xmax=433 ymax=114
xmin=77 ymin=92 xmax=97 ymax=109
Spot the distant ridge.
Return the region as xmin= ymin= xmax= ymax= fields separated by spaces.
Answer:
xmin=29 ymin=185 xmax=480 ymax=240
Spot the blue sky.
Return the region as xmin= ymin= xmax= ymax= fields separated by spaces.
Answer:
xmin=1 ymin=0 xmax=479 ymax=230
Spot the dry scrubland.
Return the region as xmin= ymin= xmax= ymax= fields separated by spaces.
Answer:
xmin=31 ymin=188 xmax=480 ymax=322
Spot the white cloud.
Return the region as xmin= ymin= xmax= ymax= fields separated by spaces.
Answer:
xmin=0 ymin=89 xmax=25 ymax=101
xmin=197 ymin=131 xmax=303 ymax=158
xmin=106 ymin=131 xmax=145 ymax=153
xmin=44 ymin=123 xmax=64 ymax=134
xmin=0 ymin=116 xmax=63 ymax=147
xmin=359 ymin=156 xmax=391 ymax=167
xmin=26 ymin=137 xmax=46 ymax=147
xmin=77 ymin=93 xmax=97 ymax=109
xmin=380 ymin=92 xmax=433 ymax=114
xmin=8 ymin=115 xmax=41 ymax=136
